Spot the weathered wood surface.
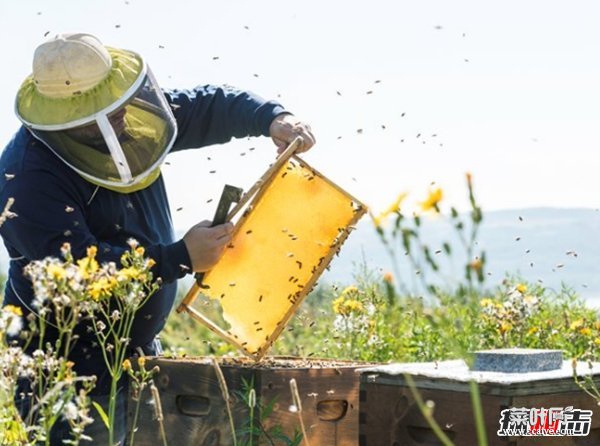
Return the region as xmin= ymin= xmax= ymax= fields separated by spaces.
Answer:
xmin=359 ymin=380 xmax=600 ymax=446
xmin=128 ymin=357 xmax=367 ymax=445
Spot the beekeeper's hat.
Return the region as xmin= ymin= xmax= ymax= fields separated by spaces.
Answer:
xmin=15 ymin=33 xmax=177 ymax=193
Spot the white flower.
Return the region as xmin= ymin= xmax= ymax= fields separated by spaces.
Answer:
xmin=62 ymin=401 xmax=78 ymax=421
xmin=6 ymin=313 xmax=23 ymax=336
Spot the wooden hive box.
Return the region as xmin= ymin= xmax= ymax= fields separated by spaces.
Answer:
xmin=359 ymin=360 xmax=600 ymax=446
xmin=128 ymin=356 xmax=372 ymax=445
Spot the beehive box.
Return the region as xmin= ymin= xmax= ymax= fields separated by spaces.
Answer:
xmin=128 ymin=356 xmax=371 ymax=445
xmin=359 ymin=360 xmax=600 ymax=446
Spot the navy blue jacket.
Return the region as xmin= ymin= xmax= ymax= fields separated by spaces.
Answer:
xmin=0 ymin=85 xmax=285 ymax=392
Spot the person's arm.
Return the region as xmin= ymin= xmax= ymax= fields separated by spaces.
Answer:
xmin=0 ymin=171 xmax=190 ymax=283
xmin=165 ymin=85 xmax=287 ymax=151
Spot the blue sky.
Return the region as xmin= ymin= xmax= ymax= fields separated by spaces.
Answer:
xmin=1 ymin=0 xmax=599 ymax=231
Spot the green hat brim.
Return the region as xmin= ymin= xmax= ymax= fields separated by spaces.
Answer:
xmin=16 ymin=47 xmax=143 ymax=127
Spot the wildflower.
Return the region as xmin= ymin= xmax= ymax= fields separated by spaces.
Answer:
xmin=383 ymin=272 xmax=393 ymax=284
xmin=480 ymin=298 xmax=494 ymax=307
xmin=332 ymin=296 xmax=364 ymax=316
xmin=341 ymin=285 xmax=359 ymax=298
xmin=470 ymin=258 xmax=483 ymax=272
xmin=516 ymin=283 xmax=527 ymax=294
xmin=122 ymin=359 xmax=132 ymax=372
xmin=419 ymin=187 xmax=443 ymax=213
xmin=87 ymin=277 xmax=116 ymax=301
xmin=135 ymin=246 xmax=145 ymax=256
xmin=62 ymin=401 xmax=79 ymax=421
xmin=580 ymin=327 xmax=592 ymax=337
xmin=77 ymin=249 xmax=99 ymax=279
xmin=60 ymin=242 xmax=71 ymax=258
xmin=499 ymin=321 xmax=512 ymax=334
xmin=371 ymin=192 xmax=408 ymax=227
xmin=47 ymin=263 xmax=67 ymax=281
xmin=3 ymin=305 xmax=23 ymax=317
xmin=6 ymin=314 xmax=23 ymax=337
xmin=465 ymin=171 xmax=473 ymax=187
xmin=570 ymin=319 xmax=584 ymax=331
xmin=594 ymin=338 xmax=600 ymax=346
xmin=118 ymin=267 xmax=142 ymax=281
xmin=527 ymin=327 xmax=539 ymax=335
xmin=137 ymin=356 xmax=146 ymax=368
xmin=523 ymin=295 xmax=538 ymax=306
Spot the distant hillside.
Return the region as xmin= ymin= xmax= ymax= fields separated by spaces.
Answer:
xmin=322 ymin=207 xmax=600 ymax=303
xmin=1 ymin=208 xmax=598 ymax=303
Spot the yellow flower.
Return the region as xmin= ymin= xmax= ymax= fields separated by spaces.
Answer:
xmin=580 ymin=327 xmax=592 ymax=337
xmin=383 ymin=272 xmax=393 ymax=284
xmin=527 ymin=327 xmax=539 ymax=335
xmin=138 ymin=356 xmax=146 ymax=368
xmin=594 ymin=320 xmax=600 ymax=331
xmin=135 ymin=246 xmax=145 ymax=256
xmin=147 ymin=258 xmax=156 ymax=268
xmin=419 ymin=188 xmax=443 ymax=213
xmin=341 ymin=286 xmax=359 ymax=297
xmin=118 ymin=267 xmax=142 ymax=281
xmin=332 ymin=296 xmax=364 ymax=316
xmin=382 ymin=193 xmax=408 ymax=216
xmin=570 ymin=319 xmax=584 ymax=331
xmin=371 ymin=192 xmax=408 ymax=227
xmin=371 ymin=214 xmax=383 ymax=228
xmin=3 ymin=305 xmax=23 ymax=316
xmin=470 ymin=258 xmax=483 ymax=272
xmin=332 ymin=296 xmax=345 ymax=315
xmin=47 ymin=264 xmax=67 ymax=281
xmin=594 ymin=338 xmax=600 ymax=346
xmin=516 ymin=283 xmax=527 ymax=294
xmin=87 ymin=277 xmax=116 ymax=301
xmin=480 ymin=298 xmax=494 ymax=307
xmin=87 ymin=246 xmax=98 ymax=258
xmin=77 ymin=258 xmax=99 ymax=279
xmin=499 ymin=321 xmax=512 ymax=334
xmin=122 ymin=359 xmax=132 ymax=372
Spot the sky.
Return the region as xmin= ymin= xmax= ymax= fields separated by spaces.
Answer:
xmin=1 ymin=0 xmax=599 ymax=233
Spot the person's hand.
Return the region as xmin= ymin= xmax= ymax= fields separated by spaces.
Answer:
xmin=182 ymin=221 xmax=234 ymax=272
xmin=269 ymin=113 xmax=316 ymax=155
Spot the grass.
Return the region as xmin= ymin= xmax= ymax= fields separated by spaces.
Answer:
xmin=162 ymin=273 xmax=600 ymax=364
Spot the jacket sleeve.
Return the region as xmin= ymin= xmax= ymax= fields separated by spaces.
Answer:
xmin=164 ymin=85 xmax=288 ymax=152
xmin=0 ymin=171 xmax=191 ymax=284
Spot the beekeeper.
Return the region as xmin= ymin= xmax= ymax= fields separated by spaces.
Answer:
xmin=0 ymin=32 xmax=315 ymax=443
